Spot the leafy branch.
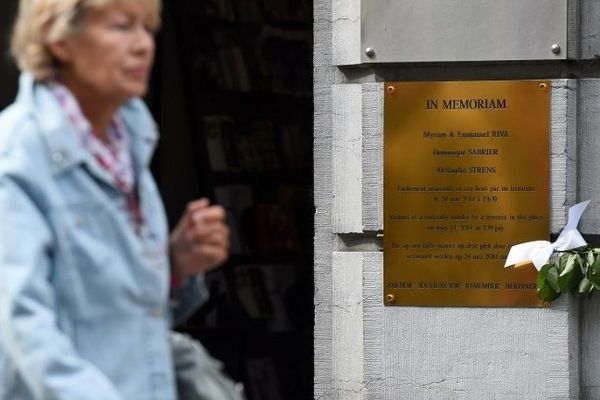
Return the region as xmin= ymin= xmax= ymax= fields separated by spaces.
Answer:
xmin=537 ymin=246 xmax=600 ymax=302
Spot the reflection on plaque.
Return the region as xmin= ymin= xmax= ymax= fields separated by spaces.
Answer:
xmin=384 ymin=80 xmax=550 ymax=307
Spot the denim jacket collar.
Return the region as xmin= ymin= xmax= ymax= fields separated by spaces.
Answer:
xmin=16 ymin=73 xmax=159 ymax=179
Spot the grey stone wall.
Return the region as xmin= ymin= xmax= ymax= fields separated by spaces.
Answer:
xmin=315 ymin=1 xmax=600 ymax=399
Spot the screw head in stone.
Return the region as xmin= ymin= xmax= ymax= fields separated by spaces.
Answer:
xmin=365 ymin=47 xmax=375 ymax=58
xmin=551 ymin=44 xmax=561 ymax=55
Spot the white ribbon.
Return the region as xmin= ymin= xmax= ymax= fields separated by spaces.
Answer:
xmin=504 ymin=200 xmax=590 ymax=270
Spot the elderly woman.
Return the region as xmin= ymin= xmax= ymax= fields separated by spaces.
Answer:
xmin=0 ymin=0 xmax=232 ymax=399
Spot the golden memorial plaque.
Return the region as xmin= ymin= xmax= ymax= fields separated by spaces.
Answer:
xmin=384 ymin=80 xmax=550 ymax=307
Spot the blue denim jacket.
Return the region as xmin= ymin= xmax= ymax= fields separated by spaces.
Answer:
xmin=0 ymin=74 xmax=207 ymax=400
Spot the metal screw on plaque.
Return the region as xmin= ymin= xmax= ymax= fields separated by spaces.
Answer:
xmin=365 ymin=47 xmax=375 ymax=58
xmin=539 ymin=83 xmax=547 ymax=90
xmin=386 ymin=294 xmax=395 ymax=302
xmin=386 ymin=86 xmax=395 ymax=94
xmin=551 ymin=44 xmax=561 ymax=55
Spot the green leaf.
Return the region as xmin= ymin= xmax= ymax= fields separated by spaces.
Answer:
xmin=558 ymin=254 xmax=583 ymax=293
xmin=546 ymin=264 xmax=560 ymax=293
xmin=587 ymin=251 xmax=596 ymax=270
xmin=537 ymin=264 xmax=552 ymax=288
xmin=555 ymin=254 xmax=568 ymax=274
xmin=590 ymin=280 xmax=600 ymax=291
xmin=587 ymin=252 xmax=600 ymax=287
xmin=537 ymin=281 xmax=561 ymax=302
xmin=579 ymin=277 xmax=592 ymax=294
xmin=536 ymin=264 xmax=561 ymax=302
xmin=559 ymin=254 xmax=576 ymax=276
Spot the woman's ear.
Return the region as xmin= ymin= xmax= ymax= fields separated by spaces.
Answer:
xmin=42 ymin=17 xmax=74 ymax=64
xmin=47 ymin=40 xmax=72 ymax=64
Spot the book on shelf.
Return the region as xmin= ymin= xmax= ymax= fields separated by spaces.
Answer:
xmin=217 ymin=46 xmax=251 ymax=92
xmin=232 ymin=266 xmax=274 ymax=319
xmin=234 ymin=0 xmax=262 ymax=23
xmin=256 ymin=27 xmax=312 ymax=96
xmin=241 ymin=202 xmax=299 ymax=255
xmin=194 ymin=26 xmax=311 ymax=94
xmin=202 ymin=115 xmax=239 ymax=172
xmin=205 ymin=0 xmax=236 ymax=21
xmin=231 ymin=263 xmax=295 ymax=331
xmin=214 ymin=183 xmax=311 ymax=257
xmin=176 ymin=0 xmax=312 ymax=94
xmin=198 ymin=269 xmax=229 ymax=328
xmin=182 ymin=0 xmax=310 ymax=24
xmin=203 ymin=116 xmax=282 ymax=173
xmin=262 ymin=263 xmax=295 ymax=332
xmin=239 ymin=120 xmax=279 ymax=172
xmin=214 ymin=185 xmax=254 ymax=254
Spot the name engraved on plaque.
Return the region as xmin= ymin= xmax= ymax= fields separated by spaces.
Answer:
xmin=384 ymin=81 xmax=550 ymax=307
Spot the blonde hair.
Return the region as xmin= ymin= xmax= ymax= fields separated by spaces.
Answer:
xmin=11 ymin=0 xmax=161 ymax=81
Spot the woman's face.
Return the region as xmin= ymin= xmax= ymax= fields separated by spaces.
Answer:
xmin=52 ymin=1 xmax=156 ymax=103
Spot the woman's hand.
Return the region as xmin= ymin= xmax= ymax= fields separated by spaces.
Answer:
xmin=170 ymin=198 xmax=230 ymax=281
